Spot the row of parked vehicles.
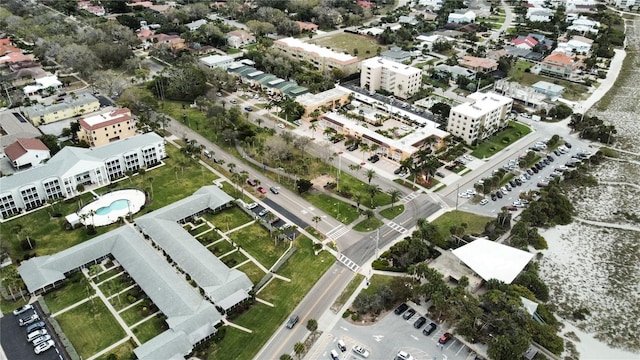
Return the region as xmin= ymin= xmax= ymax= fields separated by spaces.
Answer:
xmin=14 ymin=304 xmax=55 ymax=354
xmin=394 ymin=303 xmax=452 ymax=343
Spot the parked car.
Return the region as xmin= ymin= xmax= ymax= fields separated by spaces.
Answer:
xmin=531 ymin=166 xmax=539 ymax=174
xmin=19 ymin=313 xmax=39 ymax=327
xmin=394 ymin=168 xmax=403 ymax=175
xmin=547 ymin=155 xmax=554 ymax=162
xmin=565 ymin=142 xmax=572 ymax=148
xmin=347 ymin=144 xmax=359 ymax=151
xmin=245 ymin=202 xmax=258 ymax=210
xmin=413 ymin=316 xmax=427 ymax=329
xmin=286 ymin=315 xmax=299 ymax=329
xmin=435 ymin=171 xmax=445 ymax=178
xmin=13 ymin=304 xmax=34 ymax=316
xmin=439 ymin=332 xmax=453 ymax=344
xmin=243 ymin=106 xmax=253 ymax=112
xmin=368 ymin=154 xmax=380 ymax=163
xmin=509 ymin=180 xmax=517 ymax=188
xmin=395 ymin=351 xmax=413 ymax=360
xmin=506 ymin=205 xmax=517 ymax=211
xmin=229 ymin=99 xmax=237 ymax=104
xmin=32 ymin=334 xmax=52 ymax=347
xmin=515 ymin=178 xmax=522 ymax=186
xmin=27 ymin=329 xmax=48 ymax=342
xmin=247 ymin=179 xmax=256 ymax=186
xmin=34 ymin=340 xmax=55 ymax=355
xmin=352 ymin=345 xmax=370 ymax=358
xmin=495 ymin=191 xmax=503 ymax=199
xmin=26 ymin=321 xmax=46 ymax=334
xmin=423 ymin=322 xmax=437 ymax=335
xmin=491 ymin=194 xmax=497 ymax=201
xmin=394 ymin=303 xmax=409 ymax=315
xmin=402 ymin=308 xmax=416 ymax=320
xmin=337 ymin=339 xmax=347 ymax=352
xmin=269 ymin=186 xmax=279 ymax=194
xmin=479 ymin=199 xmax=489 ymax=206
xmin=258 ymin=209 xmax=269 ymax=217
xmin=257 ymin=186 xmax=267 ymax=194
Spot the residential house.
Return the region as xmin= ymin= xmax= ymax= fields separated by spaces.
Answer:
xmin=4 ymin=138 xmax=50 ymax=169
xmin=527 ymin=33 xmax=554 ymax=49
xmin=137 ymin=28 xmax=155 ymax=43
xmin=567 ymin=16 xmax=600 ymax=34
xmin=273 ymin=37 xmax=360 ymax=75
xmin=77 ymin=108 xmax=137 ymax=148
xmin=23 ymin=75 xmax=63 ymax=96
xmin=22 ymin=93 xmax=101 ymax=125
xmin=434 ymin=64 xmax=477 ymax=80
xmin=565 ymin=0 xmax=598 ymax=11
xmin=502 ymin=46 xmax=545 ymax=61
xmin=360 ymin=57 xmax=422 ymax=99
xmin=186 ymin=19 xmax=207 ymax=32
xmin=510 ymin=35 xmax=539 ymax=50
xmin=609 ymin=0 xmax=640 ymax=8
xmin=296 ymin=21 xmax=319 ymax=32
xmin=200 ymin=55 xmax=234 ymax=70
xmin=151 ymin=34 xmax=186 ymax=51
xmin=381 ymin=47 xmax=414 ymax=63
xmin=398 ymin=16 xmax=420 ymax=26
xmin=417 ymin=34 xmax=452 ymax=51
xmin=526 ymin=7 xmax=554 ymax=22
xmin=531 ymin=81 xmax=565 ymax=98
xmin=0 ymin=39 xmax=32 ymax=66
xmin=296 ymin=88 xmax=351 ymax=121
xmin=555 ymin=36 xmax=593 ymax=55
xmin=448 ymin=10 xmax=476 ymax=23
xmin=225 ymin=30 xmax=255 ymax=48
xmin=447 ymin=92 xmax=513 ymax=145
xmin=126 ymin=0 xmax=172 ymax=13
xmin=226 ymin=63 xmax=309 ymax=97
xmin=0 ymin=132 xmax=166 ymax=218
xmin=418 ymin=0 xmax=444 ymax=11
xmin=459 ymin=56 xmax=498 ymax=73
xmin=539 ymin=52 xmax=578 ymax=79
xmin=77 ymin=1 xmax=106 ymax=16
xmin=356 ymin=0 xmax=376 ymax=8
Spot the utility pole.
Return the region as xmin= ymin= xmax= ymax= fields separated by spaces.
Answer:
xmin=455 ymin=183 xmax=460 ymax=211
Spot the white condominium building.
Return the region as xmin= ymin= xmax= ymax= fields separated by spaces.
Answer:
xmin=273 ymin=37 xmax=360 ymax=75
xmin=360 ymin=57 xmax=422 ymax=99
xmin=447 ymin=92 xmax=513 ymax=145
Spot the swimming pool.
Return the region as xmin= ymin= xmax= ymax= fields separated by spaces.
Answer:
xmin=95 ymin=199 xmax=131 ymax=216
xmin=77 ymin=189 xmax=146 ymax=226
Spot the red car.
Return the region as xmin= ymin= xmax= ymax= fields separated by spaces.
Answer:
xmin=257 ymin=187 xmax=267 ymax=194
xmin=438 ymin=332 xmax=453 ymax=344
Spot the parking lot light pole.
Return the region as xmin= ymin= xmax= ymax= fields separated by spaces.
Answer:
xmin=455 ymin=183 xmax=460 ymax=211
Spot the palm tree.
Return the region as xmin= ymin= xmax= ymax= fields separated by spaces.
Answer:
xmin=365 ymin=169 xmax=377 ymax=184
xmin=349 ymin=164 xmax=362 ymax=174
xmin=293 ymin=342 xmax=306 ymax=360
xmin=239 ymin=170 xmax=249 ymax=196
xmin=312 ymin=216 xmax=322 ymax=230
xmin=309 ymin=122 xmax=318 ymax=138
xmin=227 ymin=162 xmax=236 ymax=173
xmin=367 ymin=184 xmax=381 ymax=207
xmin=388 ymin=189 xmax=402 ymax=208
xmin=360 ymin=143 xmax=370 ymax=162
xmin=353 ymin=191 xmax=363 ymax=210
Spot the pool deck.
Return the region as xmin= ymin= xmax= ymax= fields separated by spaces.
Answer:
xmin=78 ymin=189 xmax=146 ymax=226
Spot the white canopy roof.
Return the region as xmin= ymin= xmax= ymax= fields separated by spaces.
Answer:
xmin=452 ymin=238 xmax=534 ymax=284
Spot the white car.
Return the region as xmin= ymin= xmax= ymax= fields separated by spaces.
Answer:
xmin=479 ymin=199 xmax=489 ymax=206
xmin=466 ymin=189 xmax=476 ymax=196
xmin=395 ymin=351 xmax=414 ymax=360
xmin=13 ymin=304 xmax=33 ymax=316
xmin=277 ymin=124 xmax=285 ymax=129
xmin=458 ymin=193 xmax=471 ymax=198
xmin=27 ymin=329 xmax=47 ymax=342
xmin=352 ymin=345 xmax=370 ymax=358
xmin=32 ymin=334 xmax=52 ymax=347
xmin=34 ymin=340 xmax=54 ymax=354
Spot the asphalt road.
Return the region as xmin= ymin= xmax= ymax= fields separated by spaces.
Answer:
xmin=254 ymin=263 xmax=355 ymax=360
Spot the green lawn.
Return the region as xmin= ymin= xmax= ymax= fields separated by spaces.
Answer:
xmin=380 ymin=205 xmax=405 ymax=220
xmin=207 ymin=236 xmax=334 ymax=360
xmin=309 ymin=33 xmax=387 ymax=60
xmin=220 ymin=250 xmax=249 ymax=268
xmin=331 ymin=274 xmax=364 ymax=312
xmin=431 ymin=210 xmax=493 ymax=239
xmin=43 ymin=272 xmax=94 ymax=314
xmin=109 ymin=286 xmax=143 ymax=311
xmin=360 ymin=275 xmax=395 ymax=296
xmin=95 ymin=340 xmax=136 ymax=360
xmin=352 ymin=216 xmax=384 ymax=232
xmin=119 ymin=300 xmax=154 ymax=326
xmin=336 ymin=172 xmax=393 ymax=208
xmin=470 ymin=122 xmax=532 ymax=159
xmin=209 ymin=239 xmax=236 ymax=256
xmin=93 ymin=268 xmax=122 ymax=284
xmin=303 ymin=193 xmax=359 ymax=224
xmin=98 ymin=274 xmax=134 ymax=298
xmin=205 ymin=206 xmax=253 ymax=231
xmin=227 ymin=223 xmax=288 ymax=269
xmin=133 ymin=315 xmax=169 ymax=344
xmin=237 ymin=261 xmax=266 ymax=285
xmin=56 ymin=300 xmax=126 ymax=359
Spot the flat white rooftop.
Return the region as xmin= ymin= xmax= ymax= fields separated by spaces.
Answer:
xmin=453 ymin=91 xmax=512 ymax=118
xmin=276 ymin=37 xmax=359 ymax=63
xmin=361 ymin=56 xmax=422 ymax=76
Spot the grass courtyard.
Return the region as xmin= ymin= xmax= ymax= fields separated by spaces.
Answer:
xmin=431 ymin=210 xmax=494 ymax=240
xmin=56 ymin=300 xmax=126 ymax=359
xmin=470 ymin=121 xmax=532 ymax=159
xmin=227 ymin=223 xmax=288 ymax=269
xmin=309 ymin=33 xmax=388 ymax=60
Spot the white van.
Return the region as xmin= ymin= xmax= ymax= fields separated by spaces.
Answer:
xmin=330 ymin=349 xmax=340 ymax=360
xmin=337 ymin=339 xmax=346 ymax=352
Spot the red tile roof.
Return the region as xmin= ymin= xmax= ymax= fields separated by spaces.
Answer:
xmin=4 ymin=138 xmax=49 ymax=161
xmin=543 ymin=52 xmax=575 ymax=65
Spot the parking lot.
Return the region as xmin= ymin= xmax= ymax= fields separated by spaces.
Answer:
xmin=1 ymin=303 xmax=65 ymax=360
xmin=243 ymin=201 xmax=298 ymax=240
xmin=310 ymin=304 xmax=479 ymax=360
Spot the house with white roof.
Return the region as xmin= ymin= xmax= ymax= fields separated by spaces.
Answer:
xmin=567 ymin=16 xmax=600 ymax=34
xmin=273 ymin=37 xmax=360 ymax=75
xmin=200 ymin=55 xmax=234 ymax=69
xmin=448 ymin=10 xmax=476 ymax=23
xmin=186 ymin=19 xmax=207 ymax=32
xmin=526 ymin=7 xmax=554 ymax=22
xmin=418 ymin=0 xmax=444 ymax=11
xmin=0 ymin=132 xmax=165 ymax=218
xmin=555 ymin=36 xmax=593 ymax=55
xmin=417 ymin=34 xmax=453 ymax=51
xmin=23 ymin=75 xmax=62 ymax=96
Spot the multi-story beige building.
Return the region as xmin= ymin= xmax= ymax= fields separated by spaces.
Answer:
xmin=273 ymin=37 xmax=360 ymax=75
xmin=77 ymin=108 xmax=137 ymax=147
xmin=296 ymin=88 xmax=351 ymax=121
xmin=360 ymin=57 xmax=422 ymax=99
xmin=447 ymin=92 xmax=513 ymax=145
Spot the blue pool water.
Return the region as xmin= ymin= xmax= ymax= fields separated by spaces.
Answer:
xmin=95 ymin=199 xmax=130 ymax=216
